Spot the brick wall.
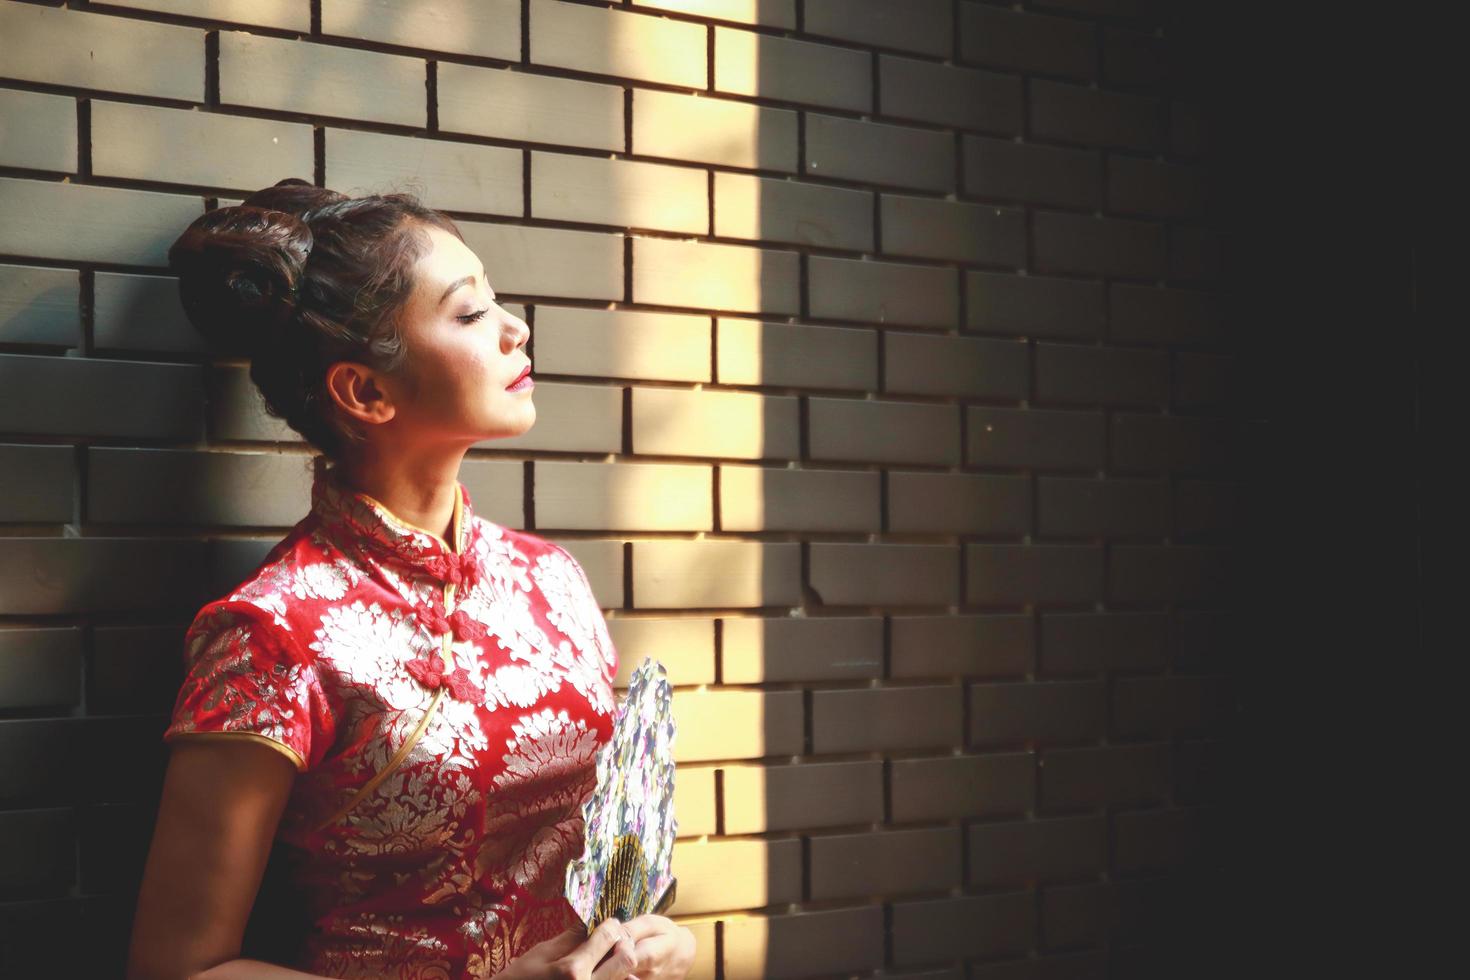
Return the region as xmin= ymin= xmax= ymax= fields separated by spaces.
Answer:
xmin=0 ymin=1 xmax=1250 ymax=976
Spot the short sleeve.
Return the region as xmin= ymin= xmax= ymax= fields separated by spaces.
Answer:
xmin=162 ymin=602 xmax=325 ymax=772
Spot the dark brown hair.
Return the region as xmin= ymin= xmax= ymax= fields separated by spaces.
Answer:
xmin=168 ymin=178 xmax=464 ymax=459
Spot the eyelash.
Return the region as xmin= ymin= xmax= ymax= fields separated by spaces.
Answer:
xmin=457 ymin=308 xmax=491 ymax=324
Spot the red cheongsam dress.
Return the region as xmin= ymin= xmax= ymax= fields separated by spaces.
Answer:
xmin=162 ymin=457 xmax=619 ymax=978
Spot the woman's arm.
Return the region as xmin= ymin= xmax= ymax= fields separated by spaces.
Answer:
xmin=125 ymin=738 xmax=331 ymax=980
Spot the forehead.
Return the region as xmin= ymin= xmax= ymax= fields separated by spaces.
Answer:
xmin=415 ymin=223 xmax=480 ymax=280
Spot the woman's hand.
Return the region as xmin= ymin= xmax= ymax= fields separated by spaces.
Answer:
xmin=621 ymin=915 xmax=697 ymax=980
xmin=497 ymin=919 xmax=639 ymax=980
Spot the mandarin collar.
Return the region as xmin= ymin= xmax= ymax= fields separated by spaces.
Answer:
xmin=308 ymin=456 xmax=475 ymax=573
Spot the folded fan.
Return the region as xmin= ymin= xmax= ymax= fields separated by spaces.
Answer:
xmin=564 ymin=656 xmax=678 ymax=931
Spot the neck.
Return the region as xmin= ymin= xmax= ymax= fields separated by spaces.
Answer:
xmin=334 ymin=441 xmax=468 ymax=550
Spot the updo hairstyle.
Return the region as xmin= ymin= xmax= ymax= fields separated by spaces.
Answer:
xmin=167 ymin=178 xmax=465 ymax=459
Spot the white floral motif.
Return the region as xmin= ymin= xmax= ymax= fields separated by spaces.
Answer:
xmin=292 ymin=559 xmax=356 ymax=600
xmin=311 ymin=600 xmax=436 ymax=713
xmin=494 ymin=707 xmax=601 ymax=790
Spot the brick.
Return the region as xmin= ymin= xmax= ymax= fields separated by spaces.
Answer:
xmin=1173 ymin=739 xmax=1227 ymax=805
xmin=969 ymin=681 xmax=1106 ymax=746
xmin=810 ymin=254 xmax=959 ymax=329
xmin=1040 ymin=743 xmax=1169 ymax=810
xmin=0 ymin=629 xmax=82 ymax=710
xmin=632 ymin=236 xmax=800 ymax=314
xmin=0 ymin=264 xmax=77 ymax=349
xmin=1033 ymin=211 xmax=1165 ymax=279
xmin=716 ymin=318 xmax=876 ymax=391
xmin=1175 ymin=479 xmax=1241 ymax=539
xmin=530 ymin=0 xmax=704 ymax=87
xmin=326 ymin=129 xmax=522 ymax=217
xmin=715 ymin=26 xmax=870 ymax=112
xmin=1110 ymin=414 xmax=1236 ymax=474
xmin=671 ymin=689 xmax=803 ymax=761
xmin=959 ymin=4 xmax=1098 ymax=79
xmin=632 ymin=539 xmax=801 ymax=608
xmin=1112 ymin=675 xmax=1232 ymax=738
xmin=669 ymin=837 xmax=800 ymax=914
xmin=634 ymin=89 xmax=797 ymax=172
xmin=0 ymin=354 xmax=204 ymax=441
xmin=0 ymin=4 xmax=203 ymax=101
xmin=0 ymin=808 xmax=76 ymax=898
xmin=208 ymin=364 xmax=300 ymax=444
xmin=880 ymin=54 xmax=1023 ymax=134
xmin=1171 ymin=101 xmax=1208 ymax=158
xmin=967 ymin=271 xmax=1105 ymax=341
xmin=670 ymin=764 xmax=717 ymax=835
xmin=1108 ymin=156 xmax=1208 ymax=219
xmin=0 ymin=89 xmax=77 ymax=173
xmin=219 ymin=32 xmax=423 ymax=128
xmin=87 ymin=448 xmax=313 ymax=527
xmin=1041 ymin=881 xmax=1114 ymax=948
xmin=93 ymin=272 xmax=204 ymax=354
xmin=457 ymin=458 xmax=524 ymax=529
xmin=531 ymin=151 xmax=706 ymax=235
xmin=1173 ymin=610 xmax=1236 ymax=673
xmin=719 ymin=463 xmax=879 ymax=532
xmin=810 ymin=397 xmax=960 ymax=465
xmin=810 ymin=826 xmax=961 ymax=899
xmin=208 ymin=537 xmax=280 ymax=597
xmin=631 ymin=386 xmax=799 ymax=460
xmin=1110 ymin=285 xmax=1225 ymax=345
xmin=722 ymin=759 xmax=883 ymax=832
xmin=891 ymin=752 xmax=1034 ymax=820
xmin=604 ymin=616 xmax=716 ymax=687
xmin=1110 ymin=545 xmax=1234 ymax=602
xmin=802 ymin=0 xmax=951 ymax=57
xmin=323 ymin=0 xmax=519 ymax=59
xmin=0 ymin=539 xmax=207 ymax=615
xmin=92 ymin=101 xmax=313 ymax=193
xmin=439 ymin=61 xmax=624 ymax=152
xmin=968 ymin=816 xmax=1107 ymax=887
xmin=722 ymin=614 xmax=882 ymax=683
xmin=1113 ymin=808 xmax=1208 ymax=873
xmin=1103 ymin=28 xmax=1168 ymax=87
xmin=632 ymin=0 xmax=796 ymax=28
xmin=723 ymin=906 xmax=885 ymax=980
xmin=885 ymin=331 xmax=1029 ymax=398
xmin=1037 ymin=476 xmax=1169 ymax=538
xmin=535 ymin=459 xmax=712 ymax=531
xmin=971 ymin=952 xmax=1108 ymax=980
xmin=458 ymin=219 xmax=623 ymax=300
xmin=115 ymin=0 xmax=309 ymax=32
xmin=811 ymin=542 xmax=959 ymax=607
xmin=805 ymin=112 xmax=954 ymax=192
xmin=892 ymin=893 xmax=1036 ymax=964
xmin=967 ymin=406 xmax=1105 ymax=470
xmin=967 ymin=544 xmax=1104 ymax=606
xmin=536 ymin=305 xmax=710 ymax=383
xmin=891 ymin=613 xmax=1032 ymax=678
xmin=91 ymin=626 xmax=185 ymax=716
xmin=0 ymin=178 xmax=204 ymax=267
xmin=1035 ymin=342 xmax=1168 ymax=407
xmin=962 ymin=136 xmax=1102 ymax=210
xmin=492 ymin=380 xmax=623 ymax=452
xmin=812 ymin=686 xmax=962 ymax=753
xmin=545 ymin=538 xmax=624 ymax=606
xmin=889 ymin=471 xmax=1030 ymax=536
xmin=713 ymin=173 xmax=874 ymax=252
xmin=882 ymin=194 xmax=1026 ymax=266
xmin=1040 ymin=612 xmax=1168 ymax=674
xmin=1174 ymin=352 xmax=1239 ymax=412
xmin=1030 ymin=79 xmax=1164 ymax=152
xmin=76 ymin=802 xmax=154 ymax=895
xmin=0 ymin=444 xmax=75 ymax=524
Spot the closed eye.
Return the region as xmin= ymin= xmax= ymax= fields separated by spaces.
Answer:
xmin=457 ymin=308 xmax=490 ymax=324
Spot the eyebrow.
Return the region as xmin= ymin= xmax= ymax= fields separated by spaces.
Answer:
xmin=439 ymin=265 xmax=493 ymax=307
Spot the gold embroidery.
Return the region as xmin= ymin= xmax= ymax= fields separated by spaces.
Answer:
xmin=313 ymin=484 xmax=465 ymax=833
xmin=164 ymin=730 xmax=307 ymax=771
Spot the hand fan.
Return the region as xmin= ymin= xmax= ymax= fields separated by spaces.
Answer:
xmin=564 ymin=656 xmax=678 ymax=932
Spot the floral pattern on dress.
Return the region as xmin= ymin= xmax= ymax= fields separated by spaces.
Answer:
xmin=163 ymin=456 xmax=616 ymax=978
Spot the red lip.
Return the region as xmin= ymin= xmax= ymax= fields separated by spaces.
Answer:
xmin=506 ymin=364 xmax=532 ymax=388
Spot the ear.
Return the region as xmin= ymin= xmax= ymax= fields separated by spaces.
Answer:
xmin=323 ymin=361 xmax=397 ymax=427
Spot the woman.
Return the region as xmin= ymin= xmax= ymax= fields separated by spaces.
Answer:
xmin=125 ymin=178 xmax=696 ymax=980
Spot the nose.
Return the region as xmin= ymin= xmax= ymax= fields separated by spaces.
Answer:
xmin=502 ymin=310 xmax=529 ymax=353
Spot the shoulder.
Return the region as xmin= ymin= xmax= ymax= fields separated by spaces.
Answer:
xmin=470 ymin=515 xmax=581 ymax=568
xmin=205 ymin=520 xmax=360 ymax=642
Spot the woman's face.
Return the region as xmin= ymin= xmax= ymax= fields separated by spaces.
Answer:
xmin=377 ymin=223 xmax=534 ymax=445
